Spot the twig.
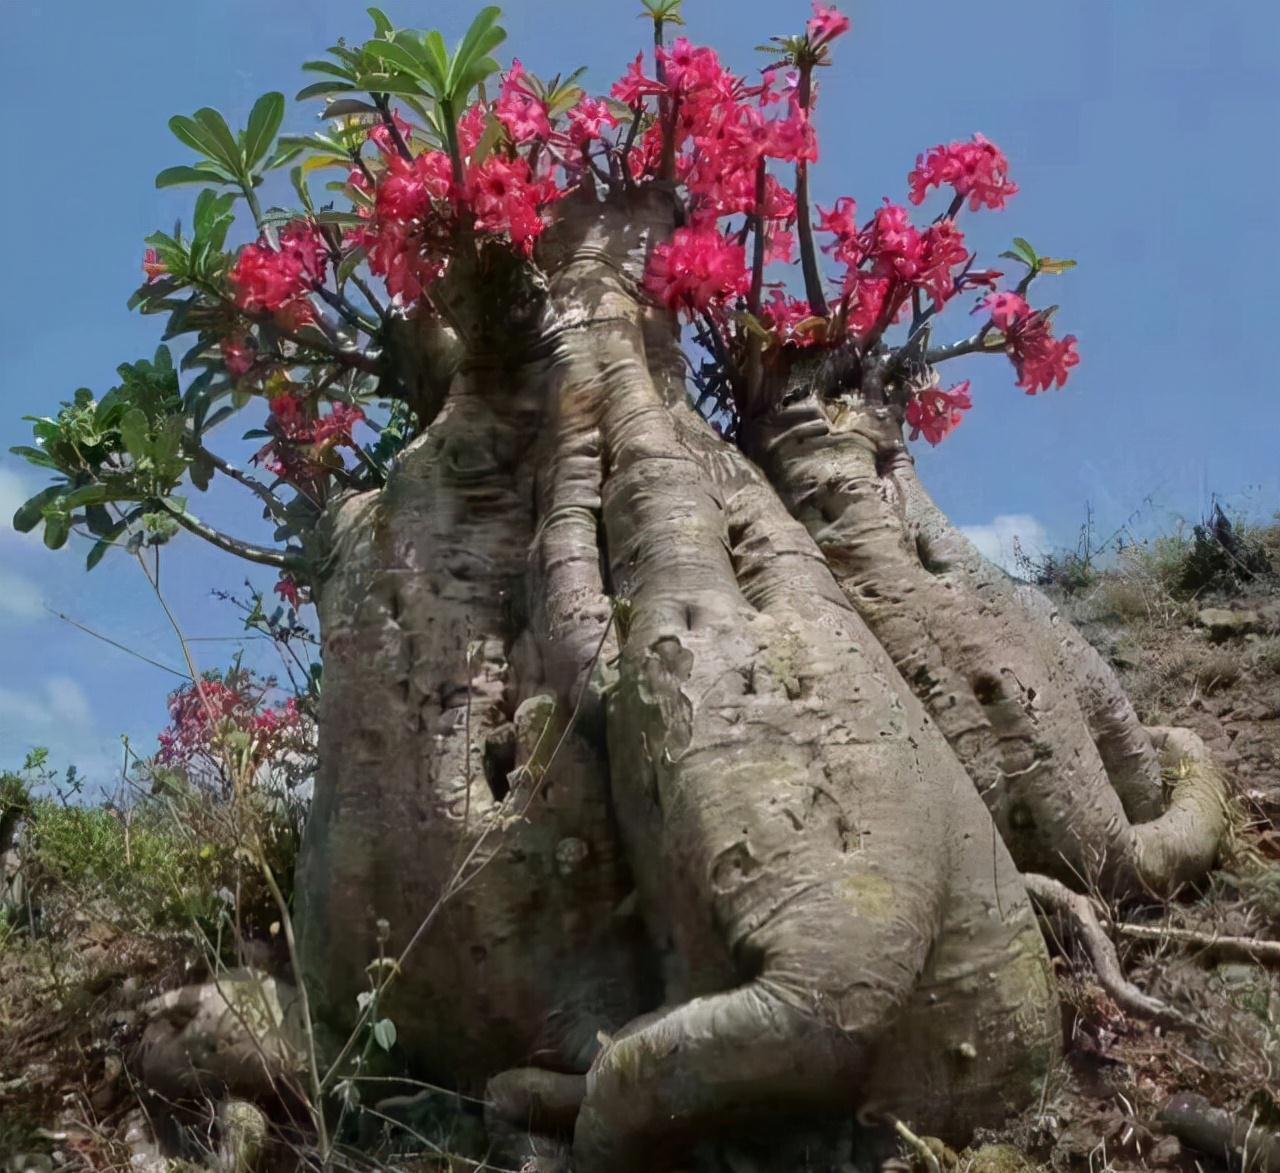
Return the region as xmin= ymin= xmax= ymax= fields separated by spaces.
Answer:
xmin=1114 ymin=922 xmax=1280 ymax=968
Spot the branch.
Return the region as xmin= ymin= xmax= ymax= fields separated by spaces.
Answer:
xmin=160 ymin=502 xmax=299 ymax=571
xmin=923 ymin=328 xmax=1002 ymax=365
xmin=747 ymin=157 xmax=767 ymax=315
xmin=190 ymin=440 xmax=289 ymax=521
xmin=1115 ymin=921 xmax=1280 ymax=968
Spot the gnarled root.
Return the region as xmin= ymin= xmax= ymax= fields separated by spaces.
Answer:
xmin=740 ymin=392 xmax=1227 ymax=900
xmin=1022 ymin=873 xmax=1188 ymax=1027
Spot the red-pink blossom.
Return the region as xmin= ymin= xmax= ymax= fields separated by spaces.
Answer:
xmin=274 ymin=574 xmax=301 ymax=608
xmin=760 ymin=291 xmax=821 ymax=347
xmin=644 ymin=226 xmax=749 ymax=316
xmin=981 ymin=291 xmax=1080 ymax=393
xmin=231 ymin=222 xmax=327 ymax=315
xmin=567 ymin=97 xmax=619 ymax=148
xmin=807 ymin=2 xmax=852 ymax=48
xmin=908 ymin=134 xmax=1018 ymax=211
xmin=143 ymin=247 xmax=168 ymax=283
xmin=497 ymin=60 xmax=552 ymax=144
xmin=906 ymin=380 xmax=972 ymax=445
xmin=612 ymin=52 xmax=663 ymax=108
xmin=220 ymin=333 xmax=255 ymax=379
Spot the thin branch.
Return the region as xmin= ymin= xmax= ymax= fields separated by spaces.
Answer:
xmin=160 ymin=502 xmax=299 ymax=571
xmin=747 ymin=157 xmax=768 ymax=315
xmin=189 ymin=440 xmax=289 ymax=521
xmin=44 ymin=607 xmax=191 ymax=680
xmin=793 ymin=65 xmax=829 ymax=316
xmin=1114 ymin=921 xmax=1280 ymax=968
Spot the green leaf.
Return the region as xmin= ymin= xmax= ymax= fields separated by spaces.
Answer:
xmin=193 ymin=107 xmax=245 ymax=173
xmin=290 ymin=167 xmax=317 ymax=215
xmin=368 ymin=6 xmax=395 ymax=37
xmin=372 ymin=1018 xmax=397 ymax=1051
xmin=13 ymin=485 xmax=65 ymax=533
xmin=42 ymin=512 xmax=70 ymax=551
xmin=365 ymin=38 xmax=432 ymax=88
xmin=120 ymin=408 xmax=151 ymax=461
xmin=336 ymin=245 xmax=369 ymax=286
xmin=323 ymin=98 xmax=382 ymax=118
xmin=169 ymin=114 xmax=233 ymax=167
xmin=9 ymin=445 xmax=57 ymax=471
xmin=302 ymin=58 xmax=357 ymax=80
xmin=447 ymin=7 xmax=506 ymax=95
xmin=1011 ymin=237 xmax=1038 ymax=267
xmin=86 ymin=512 xmax=133 ymax=571
xmin=264 ymin=141 xmax=306 ymax=171
xmin=62 ymin=484 xmax=109 ymax=509
xmin=156 ymin=163 xmax=237 ymax=189
xmin=296 ymin=79 xmax=357 ymax=101
xmin=242 ymin=92 xmax=286 ymax=170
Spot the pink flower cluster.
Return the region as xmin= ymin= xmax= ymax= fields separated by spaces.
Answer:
xmin=644 ymin=227 xmax=749 ymax=316
xmin=230 ymin=221 xmax=328 ymax=319
xmin=807 ymin=2 xmax=852 ymax=47
xmin=983 ymin=292 xmax=1081 ymax=393
xmin=257 ymin=393 xmax=365 ymax=483
xmin=156 ymin=670 xmax=304 ymax=787
xmin=906 ymin=380 xmax=972 ymax=445
xmin=908 ymin=134 xmax=1019 ymax=211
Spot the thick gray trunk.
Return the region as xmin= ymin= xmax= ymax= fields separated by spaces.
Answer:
xmin=293 ymin=190 xmax=1157 ymax=1170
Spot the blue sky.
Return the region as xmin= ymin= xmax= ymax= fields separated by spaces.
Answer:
xmin=2 ymin=0 xmax=1278 ymax=787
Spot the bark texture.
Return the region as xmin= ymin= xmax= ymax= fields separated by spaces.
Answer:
xmin=293 ymin=188 xmax=1220 ymax=1169
xmin=739 ymin=389 xmax=1225 ymax=899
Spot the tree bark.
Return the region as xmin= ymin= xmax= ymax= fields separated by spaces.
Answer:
xmin=291 ymin=187 xmax=1221 ymax=1169
xmin=739 ymin=387 xmax=1225 ymax=899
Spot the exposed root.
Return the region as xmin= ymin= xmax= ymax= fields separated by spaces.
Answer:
xmin=1159 ymin=1092 xmax=1280 ymax=1173
xmin=891 ymin=1117 xmax=950 ymax=1173
xmin=1022 ymin=873 xmax=1190 ymax=1028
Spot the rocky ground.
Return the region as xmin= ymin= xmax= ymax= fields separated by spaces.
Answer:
xmin=1 ymin=523 xmax=1278 ymax=1172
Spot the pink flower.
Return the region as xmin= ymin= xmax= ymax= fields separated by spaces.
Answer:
xmin=368 ymin=109 xmax=413 ymax=157
xmin=497 ymin=60 xmax=552 ymax=144
xmin=567 ymin=97 xmax=619 ymax=148
xmin=908 ymin=134 xmax=1018 ymax=212
xmin=807 ymin=2 xmax=852 ymax=48
xmin=760 ymin=291 xmax=821 ymax=347
xmin=983 ymin=290 xmax=1031 ymax=331
xmin=612 ymin=52 xmax=663 ymax=108
xmin=916 ymin=219 xmax=970 ymax=307
xmin=906 ymin=380 xmax=972 ymax=445
xmin=981 ymin=292 xmax=1080 ymax=393
xmin=465 ymin=156 xmax=549 ymax=253
xmin=767 ymin=101 xmax=818 ymax=163
xmin=220 ymin=333 xmax=256 ymax=379
xmin=817 ymin=196 xmax=861 ymax=265
xmin=230 ymin=221 xmax=327 ymax=315
xmin=643 ymin=226 xmax=749 ymax=316
xmin=274 ymin=574 xmax=301 ymax=608
xmin=142 ymin=247 xmax=168 ymax=283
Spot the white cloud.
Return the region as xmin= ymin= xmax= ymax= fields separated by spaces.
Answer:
xmin=958 ymin=513 xmax=1050 ymax=575
xmin=0 ymin=676 xmax=92 ymax=731
xmin=0 ymin=568 xmax=44 ymax=620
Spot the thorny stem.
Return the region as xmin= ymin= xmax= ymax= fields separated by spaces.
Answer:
xmin=794 ymin=63 xmax=829 ymax=315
